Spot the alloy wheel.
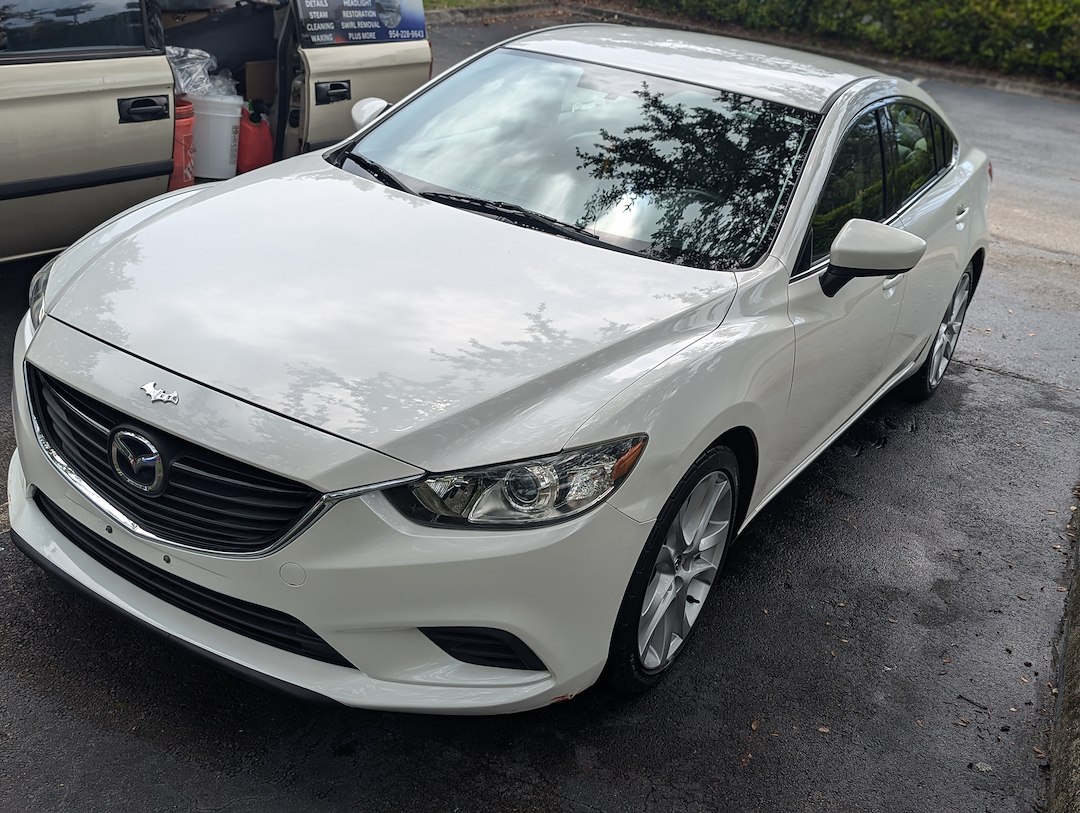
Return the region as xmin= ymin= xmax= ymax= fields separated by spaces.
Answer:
xmin=637 ymin=470 xmax=734 ymax=671
xmin=928 ymin=272 xmax=972 ymax=388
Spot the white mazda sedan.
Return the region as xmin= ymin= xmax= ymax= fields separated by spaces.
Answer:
xmin=8 ymin=25 xmax=989 ymax=713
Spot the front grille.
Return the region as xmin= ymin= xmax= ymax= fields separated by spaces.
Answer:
xmin=27 ymin=365 xmax=319 ymax=555
xmin=34 ymin=492 xmax=352 ymax=668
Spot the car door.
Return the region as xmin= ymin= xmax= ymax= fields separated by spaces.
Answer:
xmin=784 ymin=107 xmax=908 ymax=466
xmin=284 ymin=0 xmax=430 ymax=156
xmin=0 ymin=0 xmax=174 ymax=262
xmin=885 ymin=102 xmax=971 ymax=361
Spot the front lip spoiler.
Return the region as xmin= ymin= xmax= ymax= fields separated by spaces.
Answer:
xmin=7 ymin=526 xmax=341 ymax=706
xmin=23 ymin=361 xmax=423 ymax=559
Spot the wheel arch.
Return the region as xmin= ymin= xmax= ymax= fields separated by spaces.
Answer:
xmin=707 ymin=426 xmax=758 ymax=536
xmin=970 ymin=246 xmax=986 ymax=294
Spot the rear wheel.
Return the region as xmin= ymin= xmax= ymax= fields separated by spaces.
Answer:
xmin=900 ymin=265 xmax=973 ymax=401
xmin=602 ymin=446 xmax=739 ymax=694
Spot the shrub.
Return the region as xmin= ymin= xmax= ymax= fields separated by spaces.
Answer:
xmin=634 ymin=0 xmax=1080 ymax=82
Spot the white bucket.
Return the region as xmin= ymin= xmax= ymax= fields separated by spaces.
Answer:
xmin=191 ymin=94 xmax=243 ymax=180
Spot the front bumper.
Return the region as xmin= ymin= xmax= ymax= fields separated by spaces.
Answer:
xmin=8 ymin=316 xmax=652 ymax=713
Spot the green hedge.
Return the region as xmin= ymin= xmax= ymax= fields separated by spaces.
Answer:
xmin=635 ymin=0 xmax=1080 ymax=82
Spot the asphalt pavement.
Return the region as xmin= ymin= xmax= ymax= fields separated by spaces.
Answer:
xmin=1 ymin=11 xmax=1079 ymax=813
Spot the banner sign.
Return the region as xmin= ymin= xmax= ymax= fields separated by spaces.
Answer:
xmin=296 ymin=0 xmax=426 ymax=47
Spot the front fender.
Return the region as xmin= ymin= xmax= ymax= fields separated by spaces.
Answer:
xmin=568 ymin=263 xmax=795 ymax=524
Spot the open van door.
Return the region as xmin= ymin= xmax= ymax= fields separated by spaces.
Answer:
xmin=0 ymin=0 xmax=174 ymax=261
xmin=289 ymin=0 xmax=430 ymax=153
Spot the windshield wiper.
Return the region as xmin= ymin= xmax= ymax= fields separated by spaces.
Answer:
xmin=419 ymin=191 xmax=637 ymax=255
xmin=341 ymin=152 xmax=413 ymax=194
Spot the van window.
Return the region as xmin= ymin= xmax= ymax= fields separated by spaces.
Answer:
xmin=0 ymin=0 xmax=145 ymax=54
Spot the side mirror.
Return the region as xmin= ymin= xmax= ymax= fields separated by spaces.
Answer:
xmin=351 ymin=97 xmax=390 ymax=131
xmin=820 ymin=219 xmax=927 ymax=297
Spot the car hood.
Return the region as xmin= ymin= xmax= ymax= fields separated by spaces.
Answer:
xmin=48 ymin=154 xmax=737 ymax=471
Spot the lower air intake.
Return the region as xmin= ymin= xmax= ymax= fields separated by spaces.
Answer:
xmin=420 ymin=626 xmax=546 ymax=671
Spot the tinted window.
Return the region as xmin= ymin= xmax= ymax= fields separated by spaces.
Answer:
xmin=935 ymin=118 xmax=956 ymax=171
xmin=0 ymin=0 xmax=144 ymax=53
xmin=810 ymin=110 xmax=884 ymax=263
xmin=885 ymin=103 xmax=936 ymax=210
xmin=347 ymin=49 xmax=820 ymax=271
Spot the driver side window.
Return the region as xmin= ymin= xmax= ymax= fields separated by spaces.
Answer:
xmin=809 ymin=110 xmax=885 ymax=264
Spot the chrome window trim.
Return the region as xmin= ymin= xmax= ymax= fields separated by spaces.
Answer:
xmin=23 ymin=362 xmax=422 ymax=559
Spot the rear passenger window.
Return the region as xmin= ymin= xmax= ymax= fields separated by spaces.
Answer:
xmin=810 ymin=110 xmax=884 ymax=263
xmin=0 ymin=0 xmax=146 ymax=54
xmin=885 ymin=103 xmax=936 ymax=210
xmin=935 ymin=119 xmax=956 ymax=171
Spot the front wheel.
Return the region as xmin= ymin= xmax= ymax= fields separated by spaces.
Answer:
xmin=900 ymin=265 xmax=973 ymax=401
xmin=601 ymin=446 xmax=739 ymax=694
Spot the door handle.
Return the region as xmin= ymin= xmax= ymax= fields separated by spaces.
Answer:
xmin=955 ymin=204 xmax=970 ymax=220
xmin=315 ymin=80 xmax=351 ymax=105
xmin=118 ymin=96 xmax=169 ymax=123
xmin=882 ymin=274 xmax=904 ymax=291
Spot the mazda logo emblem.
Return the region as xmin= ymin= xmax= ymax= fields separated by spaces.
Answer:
xmin=110 ymin=429 xmax=165 ymax=494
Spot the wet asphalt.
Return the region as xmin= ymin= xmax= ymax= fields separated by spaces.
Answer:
xmin=1 ymin=11 xmax=1079 ymax=813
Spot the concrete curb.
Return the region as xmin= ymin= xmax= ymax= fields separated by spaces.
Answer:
xmin=1051 ymin=493 xmax=1080 ymax=813
xmin=426 ymin=1 xmax=1080 ymax=104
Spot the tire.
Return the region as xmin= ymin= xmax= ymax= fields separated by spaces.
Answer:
xmin=899 ymin=265 xmax=973 ymax=402
xmin=601 ymin=445 xmax=740 ymax=695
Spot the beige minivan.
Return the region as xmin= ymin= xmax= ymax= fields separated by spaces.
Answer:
xmin=0 ymin=0 xmax=431 ymax=263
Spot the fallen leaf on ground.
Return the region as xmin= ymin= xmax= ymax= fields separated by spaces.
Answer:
xmin=970 ymin=762 xmax=993 ymax=773
xmin=751 ymin=719 xmax=759 ymax=731
xmin=818 ymin=726 xmax=830 ymax=733
xmin=955 ymin=718 xmax=969 ymax=727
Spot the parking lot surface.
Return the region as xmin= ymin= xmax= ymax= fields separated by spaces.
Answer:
xmin=1 ymin=12 xmax=1078 ymax=812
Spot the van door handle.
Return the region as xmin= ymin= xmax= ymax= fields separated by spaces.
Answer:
xmin=118 ymin=96 xmax=169 ymax=123
xmin=882 ymin=274 xmax=904 ymax=291
xmin=955 ymin=204 xmax=970 ymax=220
xmin=315 ymin=81 xmax=351 ymax=105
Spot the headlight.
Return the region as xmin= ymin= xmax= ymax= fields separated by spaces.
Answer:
xmin=386 ymin=435 xmax=647 ymax=528
xmin=28 ymin=259 xmax=54 ymax=330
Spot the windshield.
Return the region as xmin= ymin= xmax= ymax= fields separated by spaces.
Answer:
xmin=343 ymin=48 xmax=820 ymax=270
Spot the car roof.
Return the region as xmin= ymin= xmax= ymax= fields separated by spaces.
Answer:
xmin=507 ymin=24 xmax=878 ymax=113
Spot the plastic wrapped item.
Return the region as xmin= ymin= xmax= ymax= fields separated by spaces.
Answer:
xmin=166 ymin=46 xmax=218 ymax=96
xmin=205 ymin=69 xmax=238 ymax=97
